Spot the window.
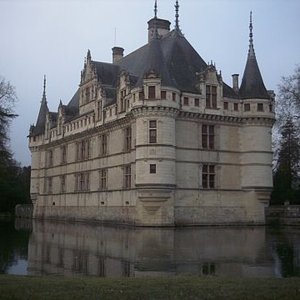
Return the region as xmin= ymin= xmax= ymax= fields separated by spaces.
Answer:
xmin=234 ymin=103 xmax=239 ymax=111
xmin=202 ymin=165 xmax=215 ymax=189
xmin=183 ymin=97 xmax=189 ymax=106
xmin=76 ymin=139 xmax=90 ymax=161
xmin=99 ymin=169 xmax=107 ymax=190
xmin=60 ymin=175 xmax=66 ymax=193
xmin=139 ymin=91 xmax=144 ymax=101
xmin=47 ymin=177 xmax=53 ymax=194
xmin=148 ymin=86 xmax=156 ymax=99
xmin=161 ymin=91 xmax=167 ymax=99
xmin=124 ymin=165 xmax=131 ymax=189
xmin=257 ymin=103 xmax=264 ymax=112
xmin=172 ymin=92 xmax=176 ymax=101
xmin=150 ymin=164 xmax=156 ymax=174
xmin=202 ymin=125 xmax=215 ymax=149
xmin=97 ymin=101 xmax=102 ymax=121
xmin=269 ymin=104 xmax=273 ymax=112
xmin=195 ymin=98 xmax=200 ymax=107
xmin=75 ymin=172 xmax=90 ymax=192
xmin=206 ymin=85 xmax=217 ymax=108
xmin=224 ymin=102 xmax=228 ymax=110
xmin=149 ymin=120 xmax=157 ymax=144
xmin=61 ymin=145 xmax=67 ymax=164
xmin=125 ymin=126 xmax=132 ymax=152
xmin=244 ymin=103 xmax=250 ymax=111
xmin=47 ymin=150 xmax=53 ymax=167
xmin=99 ymin=134 xmax=108 ymax=156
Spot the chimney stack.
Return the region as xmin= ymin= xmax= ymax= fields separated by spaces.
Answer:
xmin=232 ymin=74 xmax=239 ymax=93
xmin=148 ymin=18 xmax=171 ymax=42
xmin=112 ymin=47 xmax=124 ymax=64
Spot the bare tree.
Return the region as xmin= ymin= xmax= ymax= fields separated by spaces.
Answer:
xmin=0 ymin=76 xmax=17 ymax=161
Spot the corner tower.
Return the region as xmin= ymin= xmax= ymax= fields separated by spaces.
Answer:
xmin=239 ymin=12 xmax=275 ymax=222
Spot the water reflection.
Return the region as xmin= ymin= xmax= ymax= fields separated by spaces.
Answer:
xmin=26 ymin=220 xmax=300 ymax=278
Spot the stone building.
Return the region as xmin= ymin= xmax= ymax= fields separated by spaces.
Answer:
xmin=28 ymin=2 xmax=275 ymax=226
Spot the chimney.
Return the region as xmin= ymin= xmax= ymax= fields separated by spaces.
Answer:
xmin=232 ymin=74 xmax=239 ymax=93
xmin=112 ymin=47 xmax=124 ymax=64
xmin=148 ymin=18 xmax=171 ymax=42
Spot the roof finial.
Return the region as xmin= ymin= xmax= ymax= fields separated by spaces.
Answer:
xmin=175 ymin=0 xmax=180 ymax=31
xmin=249 ymin=11 xmax=254 ymax=53
xmin=154 ymin=0 xmax=158 ymax=19
xmin=87 ymin=49 xmax=91 ymax=62
xmin=42 ymin=75 xmax=47 ymax=103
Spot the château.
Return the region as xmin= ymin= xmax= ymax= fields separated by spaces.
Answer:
xmin=29 ymin=2 xmax=275 ymax=226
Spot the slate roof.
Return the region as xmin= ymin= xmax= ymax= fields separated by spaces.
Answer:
xmin=239 ymin=18 xmax=269 ymax=100
xmin=116 ymin=30 xmax=209 ymax=93
xmin=32 ymin=22 xmax=247 ymax=136
xmin=31 ymin=95 xmax=48 ymax=136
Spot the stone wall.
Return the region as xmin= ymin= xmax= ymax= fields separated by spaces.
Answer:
xmin=265 ymin=206 xmax=300 ymax=226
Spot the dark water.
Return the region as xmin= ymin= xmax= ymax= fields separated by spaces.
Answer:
xmin=1 ymin=219 xmax=300 ymax=278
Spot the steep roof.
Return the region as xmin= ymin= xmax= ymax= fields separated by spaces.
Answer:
xmin=239 ymin=13 xmax=269 ymax=99
xmin=117 ymin=29 xmax=209 ymax=93
xmin=93 ymin=61 xmax=119 ymax=87
xmin=31 ymin=77 xmax=49 ymax=136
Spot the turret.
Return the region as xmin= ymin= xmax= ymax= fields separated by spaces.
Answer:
xmin=30 ymin=75 xmax=49 ymax=137
xmin=239 ymin=13 xmax=275 ymax=221
xmin=239 ymin=12 xmax=269 ymax=100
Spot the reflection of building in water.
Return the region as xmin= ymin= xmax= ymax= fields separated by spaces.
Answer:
xmin=28 ymin=221 xmax=277 ymax=277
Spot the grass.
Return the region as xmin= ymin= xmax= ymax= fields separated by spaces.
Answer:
xmin=0 ymin=275 xmax=300 ymax=300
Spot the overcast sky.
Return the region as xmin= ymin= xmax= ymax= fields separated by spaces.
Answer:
xmin=1 ymin=0 xmax=299 ymax=166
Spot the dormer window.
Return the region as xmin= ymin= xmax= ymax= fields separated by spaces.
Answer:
xmin=206 ymin=85 xmax=217 ymax=109
xmin=183 ymin=97 xmax=189 ymax=106
xmin=148 ymin=86 xmax=156 ymax=99
xmin=139 ymin=91 xmax=144 ymax=101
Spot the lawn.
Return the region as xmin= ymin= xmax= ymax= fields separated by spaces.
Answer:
xmin=0 ymin=275 xmax=300 ymax=300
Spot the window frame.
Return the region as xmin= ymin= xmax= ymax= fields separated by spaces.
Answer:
xmin=149 ymin=120 xmax=157 ymax=144
xmin=202 ymin=164 xmax=215 ymax=189
xmin=124 ymin=165 xmax=131 ymax=189
xmin=150 ymin=164 xmax=156 ymax=174
xmin=202 ymin=124 xmax=215 ymax=150
xmin=206 ymin=85 xmax=217 ymax=109
xmin=148 ymin=86 xmax=156 ymax=99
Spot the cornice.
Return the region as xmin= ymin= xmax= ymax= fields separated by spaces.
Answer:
xmin=131 ymin=106 xmax=179 ymax=118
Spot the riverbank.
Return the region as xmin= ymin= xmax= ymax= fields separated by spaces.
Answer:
xmin=0 ymin=275 xmax=300 ymax=300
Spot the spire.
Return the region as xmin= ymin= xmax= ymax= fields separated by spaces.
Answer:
xmin=239 ymin=12 xmax=269 ymax=99
xmin=175 ymin=0 xmax=180 ymax=31
xmin=32 ymin=76 xmax=49 ymax=136
xmin=87 ymin=49 xmax=91 ymax=62
xmin=154 ymin=0 xmax=157 ymax=19
xmin=42 ymin=75 xmax=47 ymax=103
xmin=248 ymin=11 xmax=255 ymax=58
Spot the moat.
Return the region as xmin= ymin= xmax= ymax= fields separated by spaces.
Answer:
xmin=1 ymin=219 xmax=299 ymax=278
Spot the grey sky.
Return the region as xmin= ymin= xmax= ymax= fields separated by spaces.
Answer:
xmin=0 ymin=0 xmax=299 ymax=166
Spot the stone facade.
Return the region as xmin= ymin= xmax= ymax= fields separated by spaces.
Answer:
xmin=28 ymin=5 xmax=275 ymax=226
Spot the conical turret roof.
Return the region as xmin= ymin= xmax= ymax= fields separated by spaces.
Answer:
xmin=31 ymin=76 xmax=49 ymax=136
xmin=239 ymin=12 xmax=269 ymax=99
